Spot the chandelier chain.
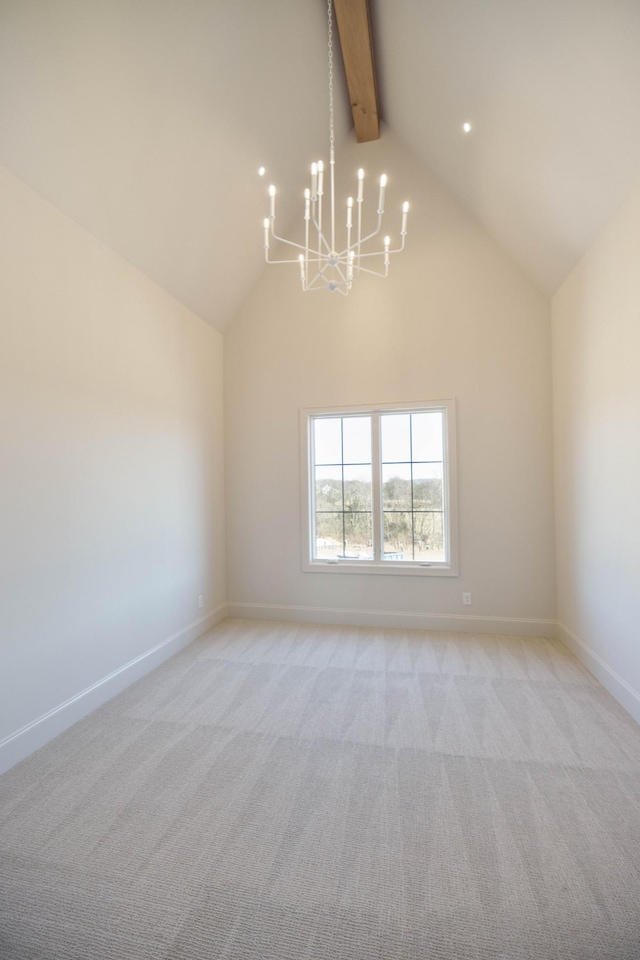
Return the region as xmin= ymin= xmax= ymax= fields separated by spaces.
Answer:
xmin=327 ymin=0 xmax=334 ymax=155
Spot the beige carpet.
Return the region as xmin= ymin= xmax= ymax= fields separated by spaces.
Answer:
xmin=2 ymin=618 xmax=640 ymax=959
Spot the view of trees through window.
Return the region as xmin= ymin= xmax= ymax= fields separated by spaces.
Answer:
xmin=313 ymin=410 xmax=445 ymax=562
xmin=314 ymin=415 xmax=374 ymax=560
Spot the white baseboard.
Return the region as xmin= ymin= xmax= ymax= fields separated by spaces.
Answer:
xmin=557 ymin=620 xmax=640 ymax=724
xmin=227 ymin=601 xmax=555 ymax=637
xmin=0 ymin=604 xmax=228 ymax=776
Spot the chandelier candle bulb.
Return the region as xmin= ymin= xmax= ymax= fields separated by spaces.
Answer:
xmin=268 ymin=184 xmax=276 ymax=219
xmin=304 ymin=188 xmax=311 ymax=221
xmin=263 ymin=218 xmax=270 ymax=249
xmin=384 ymin=235 xmax=390 ymax=266
xmin=357 ymin=168 xmax=365 ymax=203
xmin=378 ymin=173 xmax=387 ymax=213
xmin=311 ymin=163 xmax=318 ymax=200
xmin=317 ymin=161 xmax=324 ymax=196
xmin=346 ymin=196 xmax=353 ymax=250
xmin=401 ymin=201 xmax=409 ymax=235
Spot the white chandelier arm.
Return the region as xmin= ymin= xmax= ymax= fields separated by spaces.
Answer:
xmin=333 ymin=211 xmax=385 ymax=260
xmin=310 ymin=210 xmax=332 ymax=254
xmin=302 ymin=253 xmax=347 ymax=265
xmin=266 ymin=252 xmax=314 ymax=265
xmin=306 ymin=256 xmax=347 ymax=290
xmin=304 ymin=191 xmax=310 ymax=267
xmin=340 ymin=206 xmax=408 ymax=259
xmin=307 ymin=276 xmax=348 ymax=295
xmin=330 ymin=155 xmax=336 ymax=255
xmin=306 ymin=255 xmax=342 ymax=265
xmin=351 ymin=238 xmax=405 ymax=259
xmin=316 ymin=261 xmax=332 ymax=282
xmin=269 ymin=224 xmax=308 ymax=251
xmin=383 ymin=234 xmax=407 ymax=255
xmin=354 ymin=263 xmax=390 ymax=278
xmin=316 ymin=170 xmax=324 ymax=261
xmin=307 ymin=273 xmax=332 ymax=291
xmin=268 ymin=252 xmax=355 ymax=266
xmin=332 ymin=260 xmax=347 ymax=284
xmin=271 ymin=246 xmax=401 ymax=269
xmin=348 ymin=213 xmax=384 ymax=251
xmin=307 ymin=275 xmax=327 ymax=290
xmin=314 ymin=264 xmax=388 ymax=288
xmin=388 ymin=235 xmax=406 ymax=254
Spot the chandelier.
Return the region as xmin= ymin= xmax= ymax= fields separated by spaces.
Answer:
xmin=261 ymin=0 xmax=409 ymax=296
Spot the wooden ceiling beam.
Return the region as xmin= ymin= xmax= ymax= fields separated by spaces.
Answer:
xmin=333 ymin=0 xmax=380 ymax=143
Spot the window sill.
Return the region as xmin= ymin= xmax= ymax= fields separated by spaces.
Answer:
xmin=303 ymin=559 xmax=458 ymax=577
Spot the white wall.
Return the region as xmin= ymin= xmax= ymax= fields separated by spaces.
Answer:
xmin=552 ymin=176 xmax=640 ymax=721
xmin=0 ymin=165 xmax=226 ymax=771
xmin=225 ymin=133 xmax=556 ymax=634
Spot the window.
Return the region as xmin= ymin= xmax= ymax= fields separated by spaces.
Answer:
xmin=301 ymin=400 xmax=458 ymax=576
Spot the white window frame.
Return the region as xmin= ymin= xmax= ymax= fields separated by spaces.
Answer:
xmin=301 ymin=399 xmax=458 ymax=577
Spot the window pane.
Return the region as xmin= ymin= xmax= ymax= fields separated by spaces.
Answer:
xmin=342 ymin=416 xmax=371 ymax=465
xmin=412 ymin=463 xmax=443 ymax=510
xmin=411 ymin=412 xmax=443 ymax=462
xmin=315 ymin=513 xmax=344 ymax=557
xmin=315 ymin=465 xmax=343 ymax=512
xmin=382 ymin=463 xmax=411 ymax=511
xmin=343 ymin=512 xmax=373 ymax=559
xmin=383 ymin=511 xmax=413 ymax=560
xmin=314 ymin=417 xmax=341 ymax=465
xmin=343 ymin=464 xmax=372 ymax=511
xmin=308 ymin=403 xmax=453 ymax=571
xmin=381 ymin=414 xmax=411 ymax=462
xmin=413 ymin=512 xmax=445 ymax=562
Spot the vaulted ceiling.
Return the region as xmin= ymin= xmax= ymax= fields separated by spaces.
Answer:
xmin=1 ymin=0 xmax=640 ymax=331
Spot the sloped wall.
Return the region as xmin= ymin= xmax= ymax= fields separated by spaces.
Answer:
xmin=0 ymin=165 xmax=226 ymax=771
xmin=225 ymin=132 xmax=555 ymax=633
xmin=552 ymin=176 xmax=640 ymax=721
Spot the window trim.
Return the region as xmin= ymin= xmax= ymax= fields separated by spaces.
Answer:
xmin=301 ymin=399 xmax=458 ymax=577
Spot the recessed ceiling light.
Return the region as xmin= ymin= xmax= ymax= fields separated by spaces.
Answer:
xmin=258 ymin=166 xmax=266 ymax=176
xmin=462 ymin=122 xmax=472 ymax=134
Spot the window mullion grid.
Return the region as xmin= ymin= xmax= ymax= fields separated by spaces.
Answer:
xmin=409 ymin=413 xmax=415 ymax=561
xmin=310 ymin=416 xmax=317 ymax=559
xmin=372 ymin=413 xmax=382 ymax=561
xmin=441 ymin=408 xmax=449 ymax=564
xmin=340 ymin=418 xmax=346 ymax=557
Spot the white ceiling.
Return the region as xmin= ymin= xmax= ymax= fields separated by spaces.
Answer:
xmin=1 ymin=0 xmax=640 ymax=330
xmin=373 ymin=0 xmax=640 ymax=294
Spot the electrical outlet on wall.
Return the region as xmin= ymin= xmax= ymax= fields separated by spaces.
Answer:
xmin=462 ymin=592 xmax=471 ymax=605
xmin=197 ymin=595 xmax=204 ymax=609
